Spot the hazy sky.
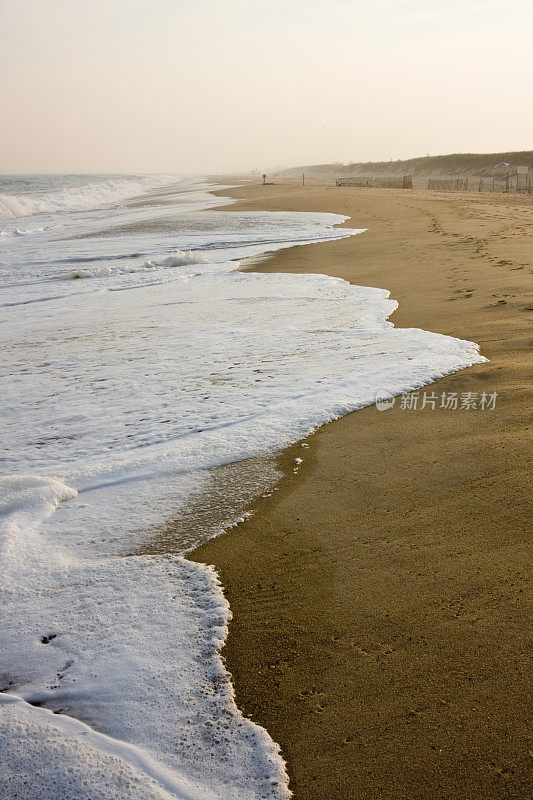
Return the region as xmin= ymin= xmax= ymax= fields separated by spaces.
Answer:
xmin=1 ymin=0 xmax=532 ymax=174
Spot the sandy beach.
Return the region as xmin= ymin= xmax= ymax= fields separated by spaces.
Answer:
xmin=191 ymin=180 xmax=532 ymax=799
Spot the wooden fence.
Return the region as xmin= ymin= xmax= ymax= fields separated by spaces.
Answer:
xmin=428 ymin=178 xmax=470 ymax=191
xmin=428 ymin=175 xmax=532 ymax=194
xmin=333 ymin=174 xmax=531 ymax=193
xmin=336 ymin=176 xmax=413 ymax=189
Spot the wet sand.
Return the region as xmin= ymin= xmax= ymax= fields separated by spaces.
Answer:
xmin=191 ymin=180 xmax=532 ymax=799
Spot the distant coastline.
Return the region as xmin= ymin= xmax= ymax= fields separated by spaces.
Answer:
xmin=275 ymin=149 xmax=533 ymax=182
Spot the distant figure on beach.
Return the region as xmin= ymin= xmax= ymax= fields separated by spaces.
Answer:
xmin=336 ymin=178 xmax=343 ymax=186
xmin=263 ymin=173 xmax=266 ymax=186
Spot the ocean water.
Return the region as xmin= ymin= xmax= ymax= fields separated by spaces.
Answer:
xmin=0 ymin=174 xmax=486 ymax=799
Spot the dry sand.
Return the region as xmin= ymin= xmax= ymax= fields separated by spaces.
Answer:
xmin=191 ymin=180 xmax=532 ymax=799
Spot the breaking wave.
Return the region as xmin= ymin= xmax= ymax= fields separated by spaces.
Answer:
xmin=54 ymin=250 xmax=209 ymax=281
xmin=0 ymin=175 xmax=176 ymax=220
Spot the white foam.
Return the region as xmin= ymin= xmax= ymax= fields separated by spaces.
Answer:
xmin=144 ymin=249 xmax=210 ymax=269
xmin=47 ymin=250 xmax=208 ymax=282
xmin=0 ymin=696 xmax=183 ymax=800
xmin=0 ymin=484 xmax=289 ymax=800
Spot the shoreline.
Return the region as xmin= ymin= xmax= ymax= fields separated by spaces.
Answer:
xmin=190 ymin=180 xmax=532 ymax=799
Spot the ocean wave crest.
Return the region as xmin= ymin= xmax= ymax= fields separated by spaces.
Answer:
xmin=0 ymin=175 xmax=176 ymax=220
xmin=54 ymin=250 xmax=209 ymax=281
xmin=143 ymin=250 xmax=209 ymax=269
